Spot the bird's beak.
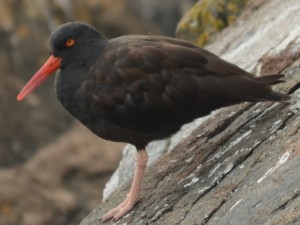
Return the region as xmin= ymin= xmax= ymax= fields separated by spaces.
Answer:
xmin=17 ymin=55 xmax=62 ymax=101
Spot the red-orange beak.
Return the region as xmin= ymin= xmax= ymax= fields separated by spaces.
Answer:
xmin=17 ymin=55 xmax=62 ymax=101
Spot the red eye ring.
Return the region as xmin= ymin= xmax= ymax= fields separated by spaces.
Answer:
xmin=66 ymin=39 xmax=75 ymax=47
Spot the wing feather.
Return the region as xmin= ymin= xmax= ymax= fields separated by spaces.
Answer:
xmin=82 ymin=35 xmax=286 ymax=135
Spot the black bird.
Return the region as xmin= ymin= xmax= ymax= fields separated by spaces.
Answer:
xmin=17 ymin=21 xmax=290 ymax=221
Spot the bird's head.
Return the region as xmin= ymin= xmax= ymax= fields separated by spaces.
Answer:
xmin=17 ymin=21 xmax=105 ymax=101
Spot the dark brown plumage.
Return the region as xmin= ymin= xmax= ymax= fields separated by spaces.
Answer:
xmin=17 ymin=22 xmax=290 ymax=221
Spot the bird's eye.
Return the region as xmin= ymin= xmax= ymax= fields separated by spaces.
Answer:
xmin=65 ymin=38 xmax=75 ymax=47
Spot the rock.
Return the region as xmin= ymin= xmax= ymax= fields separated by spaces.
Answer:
xmin=0 ymin=123 xmax=123 ymax=225
xmin=176 ymin=0 xmax=250 ymax=46
xmin=80 ymin=0 xmax=300 ymax=224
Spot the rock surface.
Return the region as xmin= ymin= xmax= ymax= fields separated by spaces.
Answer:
xmin=80 ymin=0 xmax=300 ymax=224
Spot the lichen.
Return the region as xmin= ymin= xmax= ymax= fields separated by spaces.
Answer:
xmin=176 ymin=0 xmax=249 ymax=46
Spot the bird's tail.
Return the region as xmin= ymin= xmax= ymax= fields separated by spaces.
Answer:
xmin=255 ymin=74 xmax=285 ymax=85
xmin=254 ymin=74 xmax=290 ymax=102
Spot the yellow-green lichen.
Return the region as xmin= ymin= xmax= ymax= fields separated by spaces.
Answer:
xmin=176 ymin=0 xmax=249 ymax=46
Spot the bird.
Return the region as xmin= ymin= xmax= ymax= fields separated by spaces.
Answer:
xmin=17 ymin=21 xmax=290 ymax=222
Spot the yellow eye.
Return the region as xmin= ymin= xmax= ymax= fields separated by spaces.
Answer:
xmin=65 ymin=38 xmax=75 ymax=47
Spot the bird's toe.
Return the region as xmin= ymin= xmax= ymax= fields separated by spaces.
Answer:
xmin=101 ymin=194 xmax=139 ymax=222
xmin=113 ymin=202 xmax=135 ymax=221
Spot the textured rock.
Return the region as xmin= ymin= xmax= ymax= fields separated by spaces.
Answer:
xmin=80 ymin=0 xmax=300 ymax=224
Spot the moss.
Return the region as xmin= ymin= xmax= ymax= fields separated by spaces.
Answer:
xmin=176 ymin=0 xmax=249 ymax=46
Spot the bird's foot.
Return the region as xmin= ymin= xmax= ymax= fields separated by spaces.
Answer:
xmin=101 ymin=150 xmax=147 ymax=222
xmin=101 ymin=193 xmax=139 ymax=222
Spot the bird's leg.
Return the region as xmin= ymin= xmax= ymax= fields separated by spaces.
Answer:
xmin=101 ymin=149 xmax=148 ymax=222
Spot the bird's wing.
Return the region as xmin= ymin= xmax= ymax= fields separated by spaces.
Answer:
xmin=83 ymin=35 xmax=275 ymax=133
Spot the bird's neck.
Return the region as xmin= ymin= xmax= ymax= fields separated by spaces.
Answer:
xmin=54 ymin=40 xmax=107 ymax=123
xmin=55 ymin=66 xmax=94 ymax=135
xmin=55 ymin=40 xmax=105 ymax=106
xmin=54 ymin=66 xmax=86 ymax=110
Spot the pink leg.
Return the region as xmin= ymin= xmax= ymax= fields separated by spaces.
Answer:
xmin=101 ymin=149 xmax=148 ymax=222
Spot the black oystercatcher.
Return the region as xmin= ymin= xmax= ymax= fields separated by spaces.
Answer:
xmin=17 ymin=22 xmax=290 ymax=221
